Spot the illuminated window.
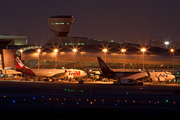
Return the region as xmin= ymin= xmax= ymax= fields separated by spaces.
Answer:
xmin=53 ymin=22 xmax=59 ymax=25
xmin=52 ymin=22 xmax=71 ymax=25
xmin=176 ymin=75 xmax=180 ymax=77
xmin=61 ymin=43 xmax=63 ymax=45
xmin=65 ymin=43 xmax=67 ymax=45
xmin=69 ymin=43 xmax=72 ymax=45
xmin=78 ymin=43 xmax=80 ymax=45
xmin=81 ymin=43 xmax=84 ymax=45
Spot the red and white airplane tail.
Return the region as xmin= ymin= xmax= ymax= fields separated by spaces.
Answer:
xmin=14 ymin=55 xmax=36 ymax=76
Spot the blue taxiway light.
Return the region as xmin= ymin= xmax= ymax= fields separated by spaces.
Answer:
xmin=24 ymin=99 xmax=26 ymax=101
xmin=33 ymin=97 xmax=35 ymax=100
xmin=13 ymin=100 xmax=15 ymax=103
xmin=42 ymin=96 xmax=44 ymax=98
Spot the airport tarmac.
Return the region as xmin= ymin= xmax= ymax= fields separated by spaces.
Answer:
xmin=0 ymin=80 xmax=179 ymax=119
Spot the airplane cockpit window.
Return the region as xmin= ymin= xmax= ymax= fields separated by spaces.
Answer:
xmin=166 ymin=72 xmax=172 ymax=75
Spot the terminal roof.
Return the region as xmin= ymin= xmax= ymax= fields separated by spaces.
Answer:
xmin=50 ymin=15 xmax=73 ymax=18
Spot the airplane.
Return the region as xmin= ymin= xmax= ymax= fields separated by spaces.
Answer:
xmin=97 ymin=57 xmax=175 ymax=84
xmin=14 ymin=55 xmax=87 ymax=81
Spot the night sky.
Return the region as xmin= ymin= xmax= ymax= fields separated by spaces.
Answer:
xmin=1 ymin=0 xmax=180 ymax=45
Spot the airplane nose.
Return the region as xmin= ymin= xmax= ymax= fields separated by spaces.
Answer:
xmin=172 ymin=75 xmax=175 ymax=79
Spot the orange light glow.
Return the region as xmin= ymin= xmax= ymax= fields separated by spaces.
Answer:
xmin=170 ymin=48 xmax=174 ymax=52
xmin=54 ymin=49 xmax=58 ymax=53
xmin=37 ymin=49 xmax=41 ymax=53
xmin=121 ymin=49 xmax=126 ymax=52
xmin=72 ymin=48 xmax=77 ymax=52
xmin=102 ymin=49 xmax=107 ymax=53
xmin=141 ymin=48 xmax=146 ymax=52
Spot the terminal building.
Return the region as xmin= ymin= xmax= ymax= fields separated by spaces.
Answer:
xmin=1 ymin=15 xmax=180 ymax=82
xmin=21 ymin=15 xmax=180 ymax=71
xmin=0 ymin=35 xmax=41 ymax=69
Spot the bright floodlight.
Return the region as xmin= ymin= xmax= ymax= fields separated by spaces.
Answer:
xmin=170 ymin=48 xmax=174 ymax=52
xmin=121 ymin=49 xmax=126 ymax=53
xmin=164 ymin=41 xmax=169 ymax=45
xmin=54 ymin=49 xmax=58 ymax=53
xmin=141 ymin=48 xmax=146 ymax=52
xmin=72 ymin=48 xmax=77 ymax=52
xmin=19 ymin=49 xmax=23 ymax=53
xmin=37 ymin=49 xmax=41 ymax=53
xmin=103 ymin=49 xmax=107 ymax=53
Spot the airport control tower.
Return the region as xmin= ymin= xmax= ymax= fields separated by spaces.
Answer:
xmin=47 ymin=15 xmax=74 ymax=37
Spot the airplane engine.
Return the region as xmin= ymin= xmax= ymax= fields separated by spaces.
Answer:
xmin=158 ymin=77 xmax=165 ymax=82
xmin=151 ymin=77 xmax=158 ymax=82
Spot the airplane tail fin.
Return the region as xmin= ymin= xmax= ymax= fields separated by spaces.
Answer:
xmin=14 ymin=55 xmax=35 ymax=76
xmin=14 ymin=55 xmax=26 ymax=70
xmin=145 ymin=69 xmax=151 ymax=77
xmin=97 ymin=57 xmax=113 ymax=74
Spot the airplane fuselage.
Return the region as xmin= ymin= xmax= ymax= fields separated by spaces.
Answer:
xmin=101 ymin=71 xmax=175 ymax=82
xmin=16 ymin=68 xmax=87 ymax=78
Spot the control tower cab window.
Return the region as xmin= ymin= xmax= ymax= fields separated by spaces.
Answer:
xmin=52 ymin=22 xmax=72 ymax=25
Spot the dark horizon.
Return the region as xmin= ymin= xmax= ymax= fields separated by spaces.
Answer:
xmin=1 ymin=0 xmax=180 ymax=45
